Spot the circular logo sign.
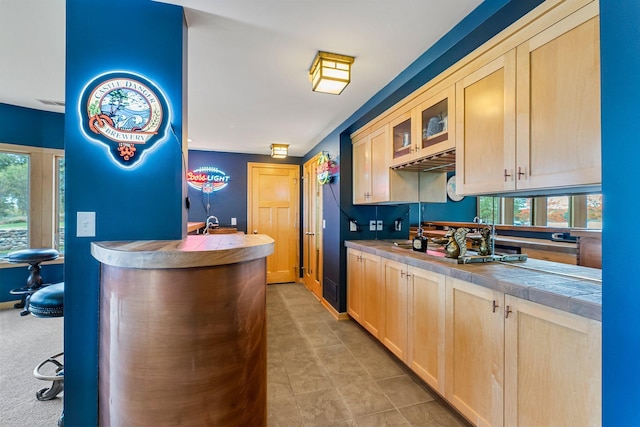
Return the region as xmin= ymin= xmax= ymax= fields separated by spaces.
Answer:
xmin=187 ymin=166 xmax=230 ymax=192
xmin=81 ymin=72 xmax=169 ymax=167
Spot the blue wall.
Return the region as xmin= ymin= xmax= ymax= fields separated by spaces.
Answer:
xmin=187 ymin=150 xmax=303 ymax=233
xmin=64 ymin=1 xmax=186 ymax=425
xmin=601 ymin=1 xmax=640 ymax=425
xmin=0 ymin=104 xmax=65 ymax=301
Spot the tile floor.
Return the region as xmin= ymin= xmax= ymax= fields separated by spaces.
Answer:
xmin=266 ymin=282 xmax=470 ymax=427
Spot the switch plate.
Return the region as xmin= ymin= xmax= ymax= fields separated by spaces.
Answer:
xmin=322 ymin=219 xmax=326 ymax=229
xmin=77 ymin=211 xmax=96 ymax=237
xmin=231 ymin=217 xmax=237 ymax=226
xmin=376 ymin=220 xmax=383 ymax=231
xmin=395 ymin=220 xmax=402 ymax=231
xmin=349 ymin=220 xmax=358 ymax=232
xmin=369 ymin=220 xmax=376 ymax=231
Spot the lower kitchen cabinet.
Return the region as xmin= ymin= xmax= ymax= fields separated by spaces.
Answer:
xmin=503 ymin=295 xmax=601 ymax=427
xmin=382 ymin=259 xmax=409 ymax=360
xmin=346 ymin=248 xmax=383 ymax=337
xmin=445 ymin=277 xmax=505 ymax=427
xmin=445 ymin=277 xmax=602 ymax=427
xmin=407 ymin=266 xmax=446 ymax=394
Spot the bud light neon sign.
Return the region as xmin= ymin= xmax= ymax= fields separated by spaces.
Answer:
xmin=187 ymin=166 xmax=230 ymax=192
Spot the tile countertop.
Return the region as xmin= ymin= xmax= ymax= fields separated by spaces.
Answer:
xmin=345 ymin=240 xmax=602 ymax=322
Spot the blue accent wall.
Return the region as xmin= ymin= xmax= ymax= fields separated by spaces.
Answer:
xmin=187 ymin=150 xmax=303 ymax=233
xmin=64 ymin=1 xmax=186 ymax=425
xmin=601 ymin=1 xmax=640 ymax=425
xmin=0 ymin=104 xmax=65 ymax=301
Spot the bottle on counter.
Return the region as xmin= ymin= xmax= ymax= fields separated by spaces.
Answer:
xmin=412 ymin=227 xmax=428 ymax=252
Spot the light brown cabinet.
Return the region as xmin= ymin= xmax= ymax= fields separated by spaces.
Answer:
xmin=503 ymin=295 xmax=601 ymax=427
xmin=352 ymin=121 xmax=447 ymax=205
xmin=407 ymin=266 xmax=446 ymax=394
xmin=445 ymin=277 xmax=601 ymax=427
xmin=391 ymin=86 xmax=456 ymax=168
xmin=456 ymin=2 xmax=600 ymax=195
xmin=445 ymin=277 xmax=505 ymax=426
xmin=381 ymin=259 xmax=409 ymax=361
xmin=346 ymin=248 xmax=383 ymax=337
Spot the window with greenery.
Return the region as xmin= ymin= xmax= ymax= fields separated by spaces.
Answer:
xmin=478 ymin=194 xmax=602 ymax=229
xmin=0 ymin=152 xmax=29 ymax=254
xmin=0 ymin=144 xmax=64 ymax=256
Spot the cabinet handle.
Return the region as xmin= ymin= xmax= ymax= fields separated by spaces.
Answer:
xmin=400 ymin=270 xmax=405 ymax=278
xmin=492 ymin=300 xmax=499 ymax=313
xmin=503 ymin=169 xmax=511 ymax=182
xmin=505 ymin=305 xmax=513 ymax=318
xmin=517 ymin=166 xmax=526 ymax=180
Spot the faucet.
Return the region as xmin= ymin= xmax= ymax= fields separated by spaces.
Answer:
xmin=204 ymin=215 xmax=219 ymax=234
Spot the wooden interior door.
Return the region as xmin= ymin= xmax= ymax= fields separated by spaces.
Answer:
xmin=248 ymin=163 xmax=299 ymax=284
xmin=302 ymin=155 xmax=322 ymax=299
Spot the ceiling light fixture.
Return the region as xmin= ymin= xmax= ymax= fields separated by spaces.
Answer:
xmin=271 ymin=143 xmax=289 ymax=159
xmin=309 ymin=51 xmax=355 ymax=95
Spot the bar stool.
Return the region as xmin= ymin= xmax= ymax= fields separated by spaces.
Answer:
xmin=29 ymin=281 xmax=65 ymax=427
xmin=7 ymin=248 xmax=59 ymax=315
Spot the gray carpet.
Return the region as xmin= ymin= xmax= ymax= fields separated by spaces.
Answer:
xmin=0 ymin=301 xmax=64 ymax=427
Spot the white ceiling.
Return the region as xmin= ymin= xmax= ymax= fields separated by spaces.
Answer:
xmin=0 ymin=0 xmax=482 ymax=157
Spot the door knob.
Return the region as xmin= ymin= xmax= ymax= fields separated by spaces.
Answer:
xmin=253 ymin=230 xmax=258 ymax=234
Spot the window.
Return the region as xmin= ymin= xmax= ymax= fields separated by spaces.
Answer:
xmin=0 ymin=143 xmax=64 ymax=255
xmin=0 ymin=152 xmax=29 ymax=254
xmin=478 ymin=194 xmax=602 ymax=229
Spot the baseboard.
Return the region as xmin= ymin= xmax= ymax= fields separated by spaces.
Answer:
xmin=321 ymin=298 xmax=349 ymax=321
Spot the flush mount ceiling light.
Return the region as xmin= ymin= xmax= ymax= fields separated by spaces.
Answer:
xmin=309 ymin=51 xmax=355 ymax=95
xmin=271 ymin=143 xmax=289 ymax=159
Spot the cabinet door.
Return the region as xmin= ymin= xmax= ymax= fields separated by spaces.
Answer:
xmin=455 ymin=50 xmax=516 ymax=195
xmin=382 ymin=259 xmax=408 ymax=360
xmin=445 ymin=277 xmax=504 ymax=427
xmin=516 ymin=3 xmax=600 ymax=191
xmin=390 ymin=111 xmax=414 ymax=167
xmin=416 ymin=85 xmax=456 ymax=159
xmin=352 ymin=136 xmax=371 ymax=204
xmin=407 ymin=266 xmax=445 ymax=394
xmin=504 ymin=295 xmax=601 ymax=427
xmin=346 ymin=249 xmax=363 ymax=323
xmin=361 ymin=251 xmax=383 ymax=338
xmin=369 ymin=125 xmax=391 ymax=203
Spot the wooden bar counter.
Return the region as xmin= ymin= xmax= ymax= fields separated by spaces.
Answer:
xmin=91 ymin=234 xmax=274 ymax=427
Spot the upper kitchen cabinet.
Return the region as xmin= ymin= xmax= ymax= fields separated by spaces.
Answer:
xmin=515 ymin=3 xmax=600 ymax=191
xmin=456 ymin=1 xmax=600 ymax=195
xmin=391 ymin=86 xmax=456 ymax=168
xmin=455 ymin=51 xmax=517 ymax=195
xmin=352 ymin=121 xmax=446 ymax=205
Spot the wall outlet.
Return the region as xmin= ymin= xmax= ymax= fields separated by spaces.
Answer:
xmin=231 ymin=217 xmax=237 ymax=226
xmin=77 ymin=211 xmax=96 ymax=237
xmin=349 ymin=220 xmax=358 ymax=232
xmin=376 ymin=220 xmax=383 ymax=231
xmin=369 ymin=220 xmax=376 ymax=231
xmin=394 ymin=220 xmax=402 ymax=231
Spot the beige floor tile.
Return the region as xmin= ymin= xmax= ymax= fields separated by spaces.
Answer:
xmin=377 ymin=375 xmax=435 ymax=408
xmin=296 ymin=388 xmax=352 ymax=427
xmin=268 ymin=396 xmax=304 ymax=426
xmin=398 ymin=401 xmax=469 ymax=427
xmin=354 ymin=409 xmax=412 ymax=427
xmin=337 ymin=380 xmax=395 ymax=417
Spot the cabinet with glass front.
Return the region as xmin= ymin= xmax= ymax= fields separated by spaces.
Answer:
xmin=391 ymin=86 xmax=455 ymax=168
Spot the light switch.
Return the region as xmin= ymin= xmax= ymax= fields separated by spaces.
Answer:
xmin=77 ymin=211 xmax=96 ymax=237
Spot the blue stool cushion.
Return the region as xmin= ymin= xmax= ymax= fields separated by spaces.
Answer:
xmin=30 ymin=282 xmax=64 ymax=318
xmin=8 ymin=248 xmax=59 ymax=264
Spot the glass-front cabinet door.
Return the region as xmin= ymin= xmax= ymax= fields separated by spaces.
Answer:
xmin=390 ymin=112 xmax=413 ymax=166
xmin=417 ymin=85 xmax=455 ymax=158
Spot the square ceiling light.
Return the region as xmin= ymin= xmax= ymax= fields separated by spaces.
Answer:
xmin=309 ymin=51 xmax=355 ymax=95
